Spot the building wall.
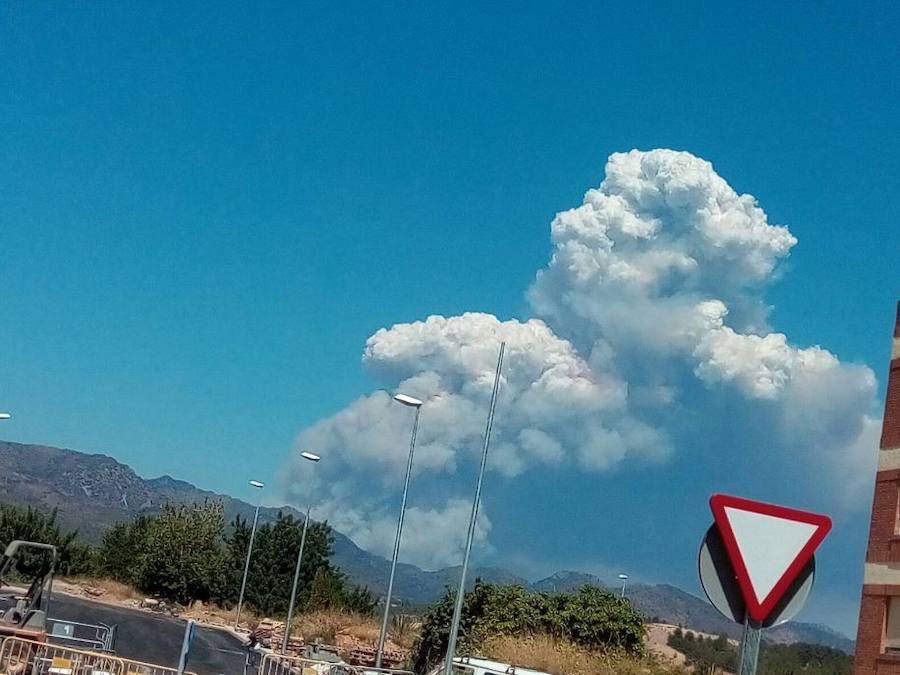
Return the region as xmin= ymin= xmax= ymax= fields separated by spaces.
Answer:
xmin=855 ymin=302 xmax=900 ymax=675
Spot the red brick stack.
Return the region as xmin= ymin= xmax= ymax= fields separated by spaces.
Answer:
xmin=249 ymin=619 xmax=305 ymax=655
xmin=334 ymin=634 xmax=406 ymax=668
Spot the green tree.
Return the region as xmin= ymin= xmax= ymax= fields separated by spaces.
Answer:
xmin=0 ymin=503 xmax=96 ymax=578
xmin=758 ymin=642 xmax=851 ymax=675
xmin=307 ymin=567 xmax=343 ymax=611
xmin=557 ymin=585 xmax=644 ymax=651
xmin=412 ymin=586 xmax=456 ymax=674
xmin=667 ymin=630 xmax=736 ymax=673
xmin=340 ymin=583 xmax=378 ymax=615
xmin=224 ymin=512 xmax=340 ymax=616
xmin=134 ymin=501 xmax=228 ymax=604
xmin=412 ymin=582 xmax=646 ymax=674
xmin=98 ymin=515 xmax=152 ymax=585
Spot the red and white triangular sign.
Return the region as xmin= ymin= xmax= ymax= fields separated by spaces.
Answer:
xmin=710 ymin=494 xmax=831 ymax=622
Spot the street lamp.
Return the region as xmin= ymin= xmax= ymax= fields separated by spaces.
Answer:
xmin=618 ymin=573 xmax=628 ymax=598
xmin=234 ymin=479 xmax=265 ymax=630
xmin=282 ymin=450 xmax=322 ymax=653
xmin=443 ymin=342 xmax=506 ymax=675
xmin=375 ymin=393 xmax=424 ymax=668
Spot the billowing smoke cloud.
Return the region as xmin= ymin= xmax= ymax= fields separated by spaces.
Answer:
xmin=284 ymin=149 xmax=878 ymax=569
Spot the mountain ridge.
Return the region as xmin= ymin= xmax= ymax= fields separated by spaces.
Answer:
xmin=0 ymin=440 xmax=853 ymax=653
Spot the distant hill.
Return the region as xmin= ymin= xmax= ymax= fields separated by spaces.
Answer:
xmin=0 ymin=440 xmax=522 ymax=604
xmin=529 ymin=571 xmax=853 ymax=654
xmin=0 ymin=440 xmax=853 ymax=652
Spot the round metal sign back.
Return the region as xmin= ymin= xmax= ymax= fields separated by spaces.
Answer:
xmin=698 ymin=524 xmax=814 ymax=627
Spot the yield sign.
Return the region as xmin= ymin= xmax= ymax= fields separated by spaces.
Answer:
xmin=710 ymin=494 xmax=832 ymax=622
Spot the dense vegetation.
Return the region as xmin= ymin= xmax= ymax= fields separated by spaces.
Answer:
xmin=667 ymin=627 xmax=736 ymax=673
xmin=0 ymin=503 xmax=95 ymax=577
xmin=759 ymin=642 xmax=852 ymax=675
xmin=413 ymin=581 xmax=645 ymax=673
xmin=0 ymin=500 xmax=376 ymax=615
xmin=667 ymin=627 xmax=852 ymax=675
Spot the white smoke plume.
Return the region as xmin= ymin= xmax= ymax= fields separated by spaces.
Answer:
xmin=284 ymin=149 xmax=878 ymax=569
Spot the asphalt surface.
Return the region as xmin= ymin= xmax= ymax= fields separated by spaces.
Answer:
xmin=46 ymin=594 xmax=248 ymax=675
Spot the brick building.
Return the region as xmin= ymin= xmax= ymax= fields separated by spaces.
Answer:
xmin=854 ymin=302 xmax=900 ymax=675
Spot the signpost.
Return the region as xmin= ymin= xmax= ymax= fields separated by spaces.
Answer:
xmin=176 ymin=620 xmax=196 ymax=675
xmin=698 ymin=495 xmax=831 ymax=675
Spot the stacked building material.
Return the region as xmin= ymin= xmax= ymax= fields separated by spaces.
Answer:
xmin=249 ymin=619 xmax=305 ymax=655
xmin=335 ymin=635 xmax=406 ymax=668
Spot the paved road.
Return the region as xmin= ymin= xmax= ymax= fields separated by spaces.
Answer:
xmin=46 ymin=594 xmax=248 ymax=675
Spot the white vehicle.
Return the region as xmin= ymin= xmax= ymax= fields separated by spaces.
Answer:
xmin=427 ymin=656 xmax=552 ymax=675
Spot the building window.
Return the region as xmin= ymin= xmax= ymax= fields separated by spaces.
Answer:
xmin=887 ymin=597 xmax=900 ymax=652
xmin=895 ymin=486 xmax=900 ymax=535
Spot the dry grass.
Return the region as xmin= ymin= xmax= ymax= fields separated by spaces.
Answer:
xmin=59 ymin=577 xmax=144 ymax=602
xmin=183 ymin=600 xmax=263 ymax=629
xmin=295 ymin=609 xmax=381 ymax=644
xmin=482 ymin=634 xmax=687 ymax=675
xmin=390 ymin=614 xmax=422 ymax=651
xmin=57 ymin=576 xmax=411 ymax=652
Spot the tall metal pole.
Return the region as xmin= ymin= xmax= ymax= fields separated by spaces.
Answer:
xmin=737 ymin=615 xmax=762 ymax=675
xmin=621 ymin=578 xmax=627 ymax=598
xmin=375 ymin=404 xmax=421 ymax=668
xmin=234 ymin=492 xmax=263 ymax=630
xmin=443 ymin=342 xmax=505 ymax=675
xmin=282 ymin=504 xmax=311 ymax=654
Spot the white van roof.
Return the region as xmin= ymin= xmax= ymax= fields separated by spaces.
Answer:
xmin=452 ymin=655 xmax=552 ymax=675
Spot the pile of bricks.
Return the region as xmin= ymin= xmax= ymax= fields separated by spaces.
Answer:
xmin=335 ymin=634 xmax=407 ymax=668
xmin=249 ymin=619 xmax=305 ymax=655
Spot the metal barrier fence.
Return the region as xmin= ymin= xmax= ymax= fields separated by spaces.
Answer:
xmin=0 ymin=637 xmax=195 ymax=675
xmin=47 ymin=620 xmax=116 ymax=653
xmin=119 ymin=658 xmax=193 ymax=675
xmin=0 ymin=637 xmax=124 ymax=675
xmin=354 ymin=667 xmax=414 ymax=675
xmin=258 ymin=652 xmax=358 ymax=675
xmin=257 ymin=653 xmax=416 ymax=675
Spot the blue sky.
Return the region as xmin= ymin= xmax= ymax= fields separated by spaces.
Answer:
xmin=1 ymin=3 xmax=898 ymax=635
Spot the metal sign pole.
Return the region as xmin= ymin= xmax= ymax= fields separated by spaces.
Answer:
xmin=282 ymin=504 xmax=311 ymax=653
xmin=442 ymin=341 xmax=505 ymax=675
xmin=176 ymin=620 xmax=196 ymax=675
xmin=737 ymin=615 xmax=761 ymax=675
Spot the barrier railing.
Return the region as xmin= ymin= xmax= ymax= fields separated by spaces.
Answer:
xmin=258 ymin=652 xmax=357 ymax=675
xmin=47 ymin=619 xmax=116 ymax=653
xmin=354 ymin=667 xmax=414 ymax=675
xmin=119 ymin=658 xmax=191 ymax=675
xmin=0 ymin=637 xmax=124 ymax=675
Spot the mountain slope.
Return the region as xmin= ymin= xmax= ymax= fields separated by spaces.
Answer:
xmin=0 ymin=440 xmax=520 ymax=603
xmin=529 ymin=572 xmax=853 ymax=653
xmin=0 ymin=440 xmax=853 ymax=651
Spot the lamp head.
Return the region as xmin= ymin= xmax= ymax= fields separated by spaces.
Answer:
xmin=393 ymin=393 xmax=423 ymax=408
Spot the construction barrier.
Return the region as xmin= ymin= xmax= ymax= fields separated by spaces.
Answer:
xmin=355 ymin=667 xmax=414 ymax=675
xmin=47 ymin=619 xmax=116 ymax=653
xmin=0 ymin=637 xmax=197 ymax=675
xmin=119 ymin=658 xmax=195 ymax=675
xmin=0 ymin=637 xmax=124 ymax=675
xmin=257 ymin=652 xmax=359 ymax=675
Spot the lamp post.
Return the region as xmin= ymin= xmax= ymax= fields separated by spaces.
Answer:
xmin=618 ymin=573 xmax=628 ymax=598
xmin=282 ymin=451 xmax=321 ymax=654
xmin=234 ymin=479 xmax=265 ymax=630
xmin=443 ymin=342 xmax=505 ymax=675
xmin=375 ymin=393 xmax=424 ymax=668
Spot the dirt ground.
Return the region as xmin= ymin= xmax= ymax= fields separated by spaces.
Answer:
xmin=644 ymin=623 xmax=738 ymax=674
xmin=645 ymin=624 xmax=690 ymax=667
